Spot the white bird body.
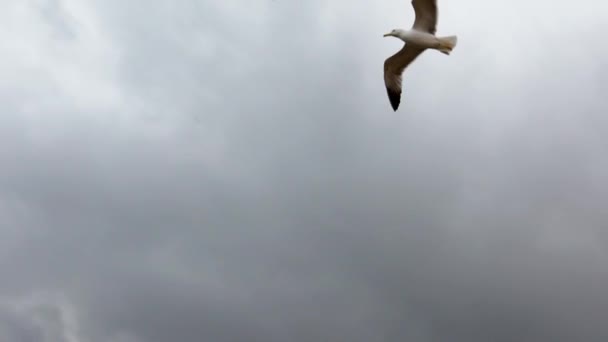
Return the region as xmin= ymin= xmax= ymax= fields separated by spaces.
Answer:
xmin=387 ymin=28 xmax=458 ymax=54
xmin=382 ymin=0 xmax=458 ymax=111
xmin=391 ymin=29 xmax=442 ymax=49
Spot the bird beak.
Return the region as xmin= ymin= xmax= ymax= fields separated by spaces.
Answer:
xmin=383 ymin=33 xmax=391 ymax=37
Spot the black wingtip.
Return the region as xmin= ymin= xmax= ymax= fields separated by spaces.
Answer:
xmin=386 ymin=88 xmax=401 ymax=111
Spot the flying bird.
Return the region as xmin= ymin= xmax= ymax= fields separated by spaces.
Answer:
xmin=383 ymin=0 xmax=457 ymax=111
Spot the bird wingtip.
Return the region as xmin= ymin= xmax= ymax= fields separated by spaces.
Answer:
xmin=386 ymin=88 xmax=401 ymax=111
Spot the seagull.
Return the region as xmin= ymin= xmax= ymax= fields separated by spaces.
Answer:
xmin=383 ymin=0 xmax=457 ymax=111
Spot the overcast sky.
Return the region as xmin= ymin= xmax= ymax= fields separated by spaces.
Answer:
xmin=1 ymin=0 xmax=608 ymax=341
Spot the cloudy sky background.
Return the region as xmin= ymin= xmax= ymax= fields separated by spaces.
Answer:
xmin=1 ymin=0 xmax=608 ymax=340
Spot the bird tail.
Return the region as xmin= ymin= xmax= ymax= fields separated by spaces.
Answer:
xmin=437 ymin=36 xmax=457 ymax=55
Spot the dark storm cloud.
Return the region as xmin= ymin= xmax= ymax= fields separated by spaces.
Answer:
xmin=1 ymin=0 xmax=608 ymax=341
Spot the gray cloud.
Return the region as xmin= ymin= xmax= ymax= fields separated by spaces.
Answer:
xmin=1 ymin=0 xmax=608 ymax=341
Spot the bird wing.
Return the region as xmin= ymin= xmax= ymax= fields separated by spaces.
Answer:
xmin=411 ymin=0 xmax=437 ymax=34
xmin=383 ymin=44 xmax=425 ymax=111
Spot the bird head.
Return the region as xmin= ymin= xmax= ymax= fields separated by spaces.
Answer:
xmin=383 ymin=29 xmax=403 ymax=38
